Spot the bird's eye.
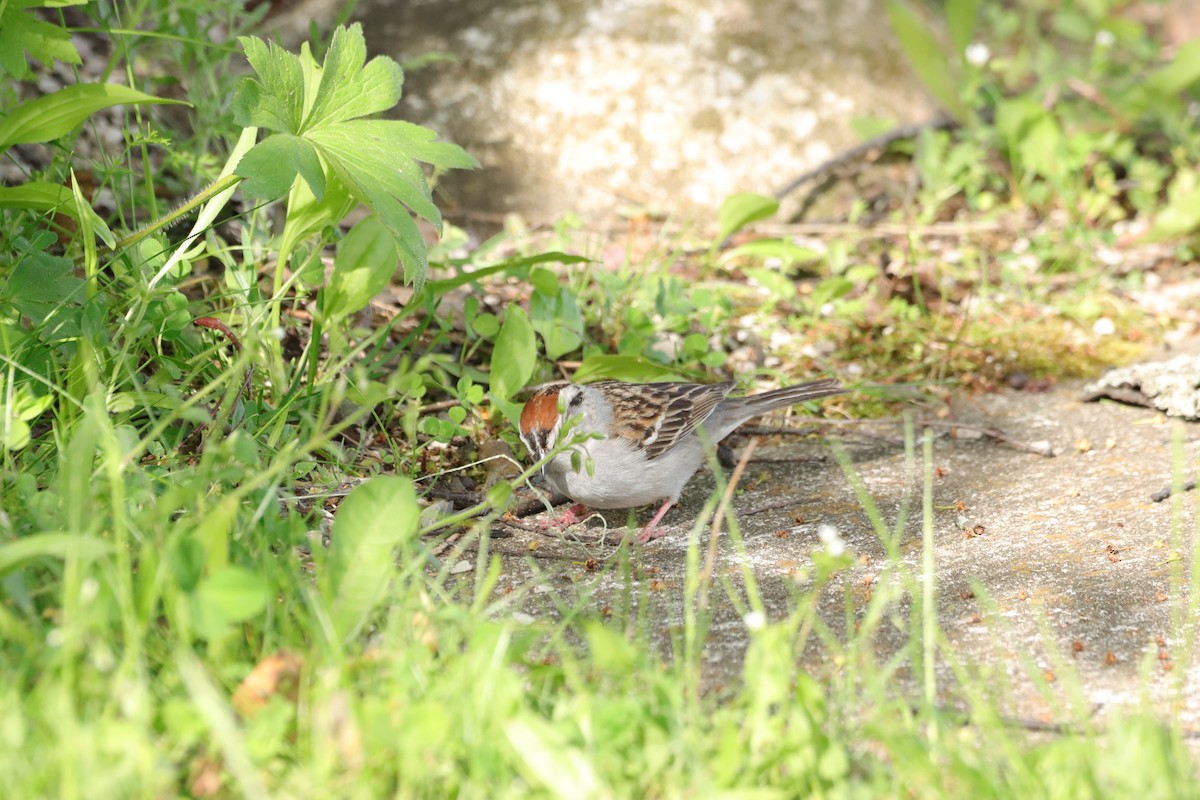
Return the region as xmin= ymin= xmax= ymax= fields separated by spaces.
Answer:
xmin=568 ymin=393 xmax=583 ymax=409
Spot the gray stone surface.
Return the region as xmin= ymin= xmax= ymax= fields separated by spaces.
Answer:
xmin=336 ymin=0 xmax=935 ymax=220
xmin=479 ymin=384 xmax=1200 ymax=729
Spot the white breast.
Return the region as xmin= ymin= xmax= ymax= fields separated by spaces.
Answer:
xmin=543 ymin=434 xmax=707 ymax=509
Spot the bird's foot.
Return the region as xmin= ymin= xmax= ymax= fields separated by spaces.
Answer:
xmin=537 ymin=503 xmax=590 ymax=530
xmin=634 ymin=499 xmax=676 ymax=543
xmin=635 ymin=524 xmax=669 ymax=544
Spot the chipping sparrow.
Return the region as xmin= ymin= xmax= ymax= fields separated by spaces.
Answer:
xmin=519 ymin=378 xmax=844 ymax=541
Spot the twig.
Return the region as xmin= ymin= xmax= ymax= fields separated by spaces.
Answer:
xmin=494 ymin=516 xmax=627 ymax=547
xmin=418 ymin=399 xmax=466 ymax=413
xmin=421 ymin=487 xmax=483 ymax=508
xmin=478 ymin=542 xmax=596 ymax=561
xmin=774 ymin=113 xmax=957 ymax=201
xmin=510 ymin=491 xmax=571 ymax=518
xmin=430 ymin=531 xmax=463 ymax=558
xmin=753 ymin=219 xmax=1004 ymax=237
xmin=749 ymin=454 xmax=840 ymax=464
xmin=740 ymin=498 xmax=798 ymax=517
xmin=418 ymin=482 xmax=549 ymax=516
xmin=736 ymin=424 xmax=835 ymax=437
xmin=919 ymin=419 xmax=1056 ymax=457
xmin=742 ymin=416 xmax=1054 ymax=457
xmin=699 ymin=439 xmax=757 ymax=612
xmin=1151 ymin=480 xmax=1197 ymax=503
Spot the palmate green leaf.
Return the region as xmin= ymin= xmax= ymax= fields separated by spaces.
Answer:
xmin=3 ymin=234 xmax=85 ymax=328
xmin=308 ymin=120 xmax=478 ymax=289
xmin=315 ymin=139 xmax=429 ymax=287
xmin=233 ymin=36 xmax=306 ymax=132
xmin=0 ymin=83 xmax=189 ymax=152
xmin=308 ymin=123 xmax=440 ymax=227
xmin=237 ymin=133 xmax=325 ymax=200
xmin=0 ymin=0 xmax=86 ymax=80
xmin=303 ymin=24 xmax=404 ymax=129
xmin=373 ymin=119 xmax=478 ymax=170
xmin=232 ymin=23 xmax=478 ymax=290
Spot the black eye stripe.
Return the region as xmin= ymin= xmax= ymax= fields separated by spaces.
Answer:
xmin=524 ymin=428 xmax=552 ymax=458
xmin=568 ymin=393 xmax=583 ymax=408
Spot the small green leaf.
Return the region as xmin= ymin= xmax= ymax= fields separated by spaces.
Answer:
xmin=720 ymin=238 xmax=822 ymax=268
xmin=471 ymin=312 xmax=500 ymax=338
xmin=716 ymin=192 xmax=779 ymax=243
xmin=585 ymin=622 xmax=637 ymax=673
xmin=1145 ymin=39 xmax=1200 ymax=97
xmin=421 ymin=252 xmax=589 ymax=298
xmin=324 ymin=476 xmax=419 ymax=645
xmin=0 ymin=181 xmax=75 ymax=214
xmin=0 ymin=532 xmax=109 ymax=576
xmin=811 ymin=275 xmax=855 ymax=307
xmin=529 ymin=266 xmax=560 ymax=296
xmin=996 ymin=98 xmax=1066 ymax=183
xmin=571 ymin=355 xmax=688 ymax=384
xmin=505 ymin=716 xmax=600 ymax=798
xmin=322 ymin=215 xmax=399 ymax=322
xmin=946 ymin=0 xmax=981 ymax=57
xmin=0 ymin=417 xmax=32 ymax=451
xmin=276 ymin=172 xmax=356 ymax=257
xmin=0 ymin=83 xmax=188 ymax=151
xmin=192 ymin=566 xmax=270 ymax=638
xmin=530 ymin=288 xmax=584 ymax=360
xmin=887 ymin=0 xmax=966 ymax=122
xmin=490 ymin=306 xmax=536 ymax=402
xmin=1149 ymin=169 xmax=1200 ymax=240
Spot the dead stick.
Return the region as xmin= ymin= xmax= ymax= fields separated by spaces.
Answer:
xmin=741 ymin=418 xmax=1055 ymax=457
xmin=741 ymin=498 xmax=798 ymax=517
xmin=430 ymin=531 xmax=463 ymax=558
xmin=1151 ymin=480 xmax=1197 ymax=503
xmin=925 ymin=420 xmax=1055 ymax=457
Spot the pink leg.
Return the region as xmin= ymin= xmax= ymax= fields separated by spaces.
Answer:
xmin=636 ymin=500 xmax=674 ymax=543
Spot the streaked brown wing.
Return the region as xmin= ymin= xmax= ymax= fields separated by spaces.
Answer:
xmin=598 ymin=381 xmax=734 ymax=460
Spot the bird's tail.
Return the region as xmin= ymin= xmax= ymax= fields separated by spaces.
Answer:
xmin=738 ymin=378 xmax=845 ymax=416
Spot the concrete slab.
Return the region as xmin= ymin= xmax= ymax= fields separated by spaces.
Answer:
xmin=478 ymin=383 xmax=1200 ymax=729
